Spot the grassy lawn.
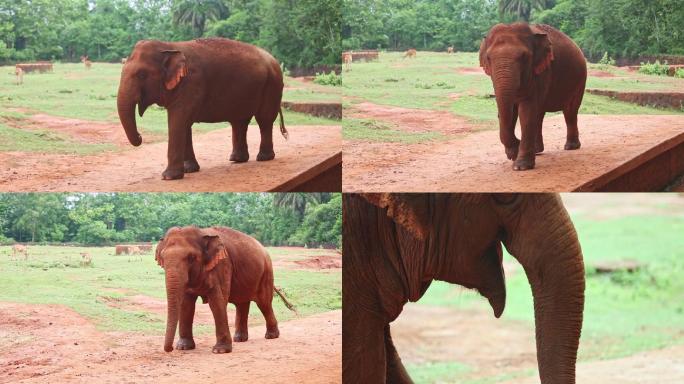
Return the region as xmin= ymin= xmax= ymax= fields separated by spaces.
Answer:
xmin=343 ymin=52 xmax=684 ymax=133
xmin=0 ymin=63 xmax=339 ymax=154
xmin=404 ymin=196 xmax=684 ymax=383
xmin=0 ymin=245 xmax=341 ymax=334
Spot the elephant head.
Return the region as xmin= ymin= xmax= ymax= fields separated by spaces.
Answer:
xmin=345 ymin=193 xmax=584 ymax=384
xmin=117 ymin=40 xmax=188 ymax=147
xmin=155 ymin=226 xmax=228 ymax=352
xmin=479 ymin=23 xmax=554 ymax=133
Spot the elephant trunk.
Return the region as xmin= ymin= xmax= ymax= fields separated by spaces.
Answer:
xmin=506 ymin=195 xmax=585 ymax=384
xmin=492 ymin=61 xmax=519 ymax=134
xmin=116 ymin=81 xmax=143 ymax=147
xmin=163 ymin=272 xmax=184 ymax=352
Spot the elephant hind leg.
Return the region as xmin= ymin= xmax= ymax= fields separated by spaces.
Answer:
xmin=229 ymin=119 xmax=251 ymax=162
xmin=563 ymin=92 xmax=582 ymax=150
xmin=535 ymin=113 xmax=545 ymax=154
xmin=255 ymin=114 xmax=276 ymax=162
xmin=233 ymin=302 xmax=250 ymax=342
xmin=256 ymin=295 xmax=279 ymax=339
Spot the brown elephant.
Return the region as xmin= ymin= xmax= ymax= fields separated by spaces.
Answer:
xmin=343 ymin=193 xmax=585 ymax=384
xmin=479 ymin=23 xmax=587 ymax=170
xmin=155 ymin=226 xmax=281 ymax=353
xmin=117 ymin=38 xmax=288 ymax=180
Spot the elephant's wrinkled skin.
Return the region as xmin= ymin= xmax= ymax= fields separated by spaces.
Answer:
xmin=342 ymin=194 xmax=585 ymax=384
xmin=117 ymin=38 xmax=287 ymax=180
xmin=479 ymin=24 xmax=587 ymax=170
xmin=156 ymin=226 xmax=280 ymax=354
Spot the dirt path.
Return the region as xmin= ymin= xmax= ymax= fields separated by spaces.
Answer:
xmin=0 ymin=121 xmax=340 ymax=192
xmin=0 ymin=302 xmax=341 ymax=383
xmin=343 ymin=102 xmax=684 ymax=191
xmin=392 ymin=305 xmax=684 ymax=383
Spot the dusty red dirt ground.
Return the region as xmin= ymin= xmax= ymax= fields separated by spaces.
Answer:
xmin=0 ymin=302 xmax=341 ymax=384
xmin=347 ymin=102 xmax=473 ymax=135
xmin=393 ymin=305 xmax=684 ymax=384
xmin=343 ymin=102 xmax=684 ymax=192
xmin=0 ymin=119 xmax=341 ymax=192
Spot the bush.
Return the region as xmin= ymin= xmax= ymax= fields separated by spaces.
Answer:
xmin=313 ymin=71 xmax=341 ymax=86
xmin=675 ymin=68 xmax=684 ymax=78
xmin=638 ymin=60 xmax=670 ymax=76
xmin=597 ymin=51 xmax=616 ymax=69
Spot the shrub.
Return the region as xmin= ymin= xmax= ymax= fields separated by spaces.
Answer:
xmin=313 ymin=71 xmax=341 ymax=86
xmin=675 ymin=68 xmax=684 ymax=78
xmin=638 ymin=60 xmax=670 ymax=76
xmin=597 ymin=52 xmax=616 ymax=69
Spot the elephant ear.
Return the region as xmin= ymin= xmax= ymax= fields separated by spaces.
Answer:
xmin=162 ymin=50 xmax=187 ymax=90
xmin=361 ymin=193 xmax=431 ymax=240
xmin=201 ymin=228 xmax=228 ymax=272
xmin=155 ymin=238 xmax=166 ymax=268
xmin=532 ymin=32 xmax=554 ymax=75
xmin=479 ymin=36 xmax=491 ymax=76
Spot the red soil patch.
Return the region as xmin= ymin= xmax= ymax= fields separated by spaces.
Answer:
xmin=588 ymin=69 xmax=615 ymax=77
xmin=586 ymin=89 xmax=684 ymax=109
xmin=294 ymin=255 xmax=342 ymax=270
xmin=343 ymin=113 xmax=684 ymax=192
xmin=346 ymin=102 xmax=474 ymax=135
xmin=457 ymin=67 xmax=486 ymax=75
xmin=0 ymin=124 xmax=341 ymax=192
xmin=0 ymin=302 xmax=340 ymax=383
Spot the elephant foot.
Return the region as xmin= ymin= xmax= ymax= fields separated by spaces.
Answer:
xmin=162 ymin=168 xmax=184 ymax=180
xmin=256 ymin=150 xmax=275 ymax=161
xmin=183 ymin=159 xmax=200 ymax=173
xmin=233 ymin=331 xmax=248 ymax=342
xmin=212 ymin=342 xmax=232 ymax=354
xmin=176 ymin=338 xmax=196 ymax=350
xmin=505 ymin=146 xmax=519 ymax=161
xmin=535 ymin=141 xmax=544 ymax=154
xmin=564 ymin=139 xmax=581 ymax=150
xmin=265 ymin=327 xmax=280 ymax=339
xmin=513 ymin=157 xmax=535 ymax=171
xmin=229 ymin=151 xmax=249 ymax=163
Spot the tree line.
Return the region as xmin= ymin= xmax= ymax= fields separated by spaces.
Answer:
xmin=0 ymin=193 xmax=341 ymax=249
xmin=342 ymin=0 xmax=684 ymax=60
xmin=0 ymin=0 xmax=341 ymax=68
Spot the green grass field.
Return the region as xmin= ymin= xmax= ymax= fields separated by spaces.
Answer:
xmin=0 ymin=245 xmax=341 ymax=334
xmin=404 ymin=199 xmax=684 ymax=383
xmin=343 ymin=52 xmax=684 ymax=144
xmin=0 ymin=63 xmax=340 ymax=154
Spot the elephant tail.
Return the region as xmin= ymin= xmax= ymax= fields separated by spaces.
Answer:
xmin=274 ymin=286 xmax=297 ymax=314
xmin=278 ymin=108 xmax=289 ymax=140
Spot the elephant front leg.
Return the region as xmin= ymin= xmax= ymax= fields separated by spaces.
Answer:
xmin=183 ymin=127 xmax=200 ymax=173
xmin=163 ymin=112 xmax=191 ymax=180
xmin=176 ymin=294 xmax=197 ymax=350
xmin=500 ymin=104 xmax=520 ymax=161
xmin=229 ymin=119 xmax=250 ymax=162
xmin=208 ymin=296 xmax=232 ymax=353
xmin=385 ymin=325 xmax=414 ymax=384
xmin=343 ymin=306 xmax=388 ymax=383
xmin=513 ymin=102 xmax=542 ymax=171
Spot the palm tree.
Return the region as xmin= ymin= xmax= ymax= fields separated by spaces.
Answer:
xmin=499 ymin=0 xmax=547 ymax=22
xmin=172 ymin=0 xmax=228 ymax=37
xmin=274 ymin=193 xmax=330 ymax=218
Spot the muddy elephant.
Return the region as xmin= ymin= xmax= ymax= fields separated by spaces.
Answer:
xmin=343 ymin=193 xmax=585 ymax=384
xmin=479 ymin=23 xmax=587 ymax=170
xmin=117 ymin=38 xmax=288 ymax=180
xmin=155 ymin=226 xmax=281 ymax=353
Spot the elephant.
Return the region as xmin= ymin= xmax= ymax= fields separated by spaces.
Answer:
xmin=117 ymin=38 xmax=288 ymax=180
xmin=155 ymin=226 xmax=282 ymax=353
xmin=479 ymin=23 xmax=587 ymax=170
xmin=342 ymin=193 xmax=585 ymax=384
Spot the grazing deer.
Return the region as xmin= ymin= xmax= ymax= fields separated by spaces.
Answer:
xmin=12 ymin=244 xmax=28 ymax=260
xmin=403 ymin=49 xmax=417 ymax=59
xmin=447 ymin=46 xmax=454 ymax=54
xmin=342 ymin=52 xmax=352 ymax=71
xmin=81 ymin=55 xmax=92 ymax=70
xmin=80 ymin=252 xmax=92 ymax=266
xmin=15 ymin=66 xmax=23 ymax=85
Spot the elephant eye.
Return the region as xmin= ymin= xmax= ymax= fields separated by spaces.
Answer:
xmin=137 ymin=71 xmax=147 ymax=80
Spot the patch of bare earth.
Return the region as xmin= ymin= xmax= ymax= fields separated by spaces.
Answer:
xmin=457 ymin=67 xmax=486 ymax=76
xmin=270 ymin=248 xmax=342 ymax=272
xmin=0 ymin=124 xmax=340 ymax=192
xmin=343 ymin=113 xmax=684 ymax=192
xmin=0 ymin=302 xmax=340 ymax=383
xmin=346 ymin=102 xmax=474 ymax=135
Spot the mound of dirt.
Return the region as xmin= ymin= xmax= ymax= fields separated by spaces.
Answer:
xmin=0 ymin=302 xmax=340 ymax=383
xmin=294 ymin=255 xmax=342 ymax=270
